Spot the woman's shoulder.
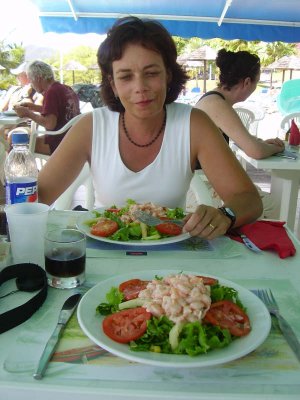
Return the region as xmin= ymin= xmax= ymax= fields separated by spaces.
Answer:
xmin=201 ymin=90 xmax=226 ymax=101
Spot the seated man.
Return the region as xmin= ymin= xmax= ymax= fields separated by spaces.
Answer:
xmin=0 ymin=62 xmax=42 ymax=141
xmin=0 ymin=62 xmax=37 ymax=112
xmin=14 ymin=61 xmax=80 ymax=155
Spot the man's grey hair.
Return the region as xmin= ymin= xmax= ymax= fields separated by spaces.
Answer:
xmin=26 ymin=60 xmax=54 ymax=81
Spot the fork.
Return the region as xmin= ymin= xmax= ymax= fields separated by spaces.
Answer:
xmin=133 ymin=210 xmax=184 ymax=227
xmin=254 ymin=289 xmax=300 ymax=362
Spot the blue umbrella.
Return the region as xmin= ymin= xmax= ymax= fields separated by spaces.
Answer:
xmin=29 ymin=0 xmax=300 ymax=42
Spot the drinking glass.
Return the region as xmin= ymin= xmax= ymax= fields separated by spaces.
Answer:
xmin=5 ymin=202 xmax=49 ymax=266
xmin=44 ymin=228 xmax=86 ymax=289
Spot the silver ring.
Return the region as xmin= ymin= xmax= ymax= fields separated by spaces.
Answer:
xmin=209 ymin=223 xmax=215 ymax=230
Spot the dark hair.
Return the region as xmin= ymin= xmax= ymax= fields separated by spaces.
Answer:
xmin=97 ymin=16 xmax=188 ymax=112
xmin=216 ymin=49 xmax=260 ymax=90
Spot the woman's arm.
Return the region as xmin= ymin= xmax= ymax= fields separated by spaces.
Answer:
xmin=196 ymin=96 xmax=284 ymax=159
xmin=184 ymin=108 xmax=263 ymax=239
xmin=38 ymin=113 xmax=93 ymax=205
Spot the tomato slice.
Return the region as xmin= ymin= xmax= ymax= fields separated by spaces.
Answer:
xmin=156 ymin=222 xmax=182 ymax=236
xmin=119 ymin=279 xmax=150 ymax=301
xmin=91 ymin=219 xmax=119 ymax=237
xmin=204 ymin=300 xmax=251 ymax=337
xmin=102 ymin=307 xmax=152 ymax=343
xmin=197 ymin=276 xmax=218 ymax=286
xmin=106 ymin=208 xmax=121 ymax=213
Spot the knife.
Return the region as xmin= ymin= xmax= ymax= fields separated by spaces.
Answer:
xmin=231 ymin=229 xmax=262 ymax=253
xmin=33 ymin=293 xmax=81 ymax=380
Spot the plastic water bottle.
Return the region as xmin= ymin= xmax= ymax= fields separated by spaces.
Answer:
xmin=4 ymin=130 xmax=38 ymax=204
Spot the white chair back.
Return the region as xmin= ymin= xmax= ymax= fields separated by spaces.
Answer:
xmin=29 ymin=114 xmax=83 ymax=154
xmin=186 ymin=171 xmax=216 ymax=213
xmin=0 ymin=141 xmax=7 ymax=186
xmin=53 ymin=162 xmax=94 ymax=210
xmin=234 ymin=107 xmax=255 ymax=131
xmin=29 ymin=114 xmax=94 ymax=210
xmin=280 ymin=112 xmax=300 ymax=131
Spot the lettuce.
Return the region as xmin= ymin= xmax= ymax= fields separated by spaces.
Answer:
xmin=130 ymin=317 xmax=232 ymax=356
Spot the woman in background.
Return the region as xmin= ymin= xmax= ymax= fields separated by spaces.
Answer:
xmin=196 ymin=49 xmax=284 ymax=218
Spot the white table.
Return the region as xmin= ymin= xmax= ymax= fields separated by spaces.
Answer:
xmin=0 ymin=113 xmax=28 ymax=127
xmin=232 ymin=145 xmax=300 ymax=232
xmin=1 ymin=211 xmax=300 ymax=400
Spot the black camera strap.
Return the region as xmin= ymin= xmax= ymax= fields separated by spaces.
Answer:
xmin=0 ymin=263 xmax=48 ymax=334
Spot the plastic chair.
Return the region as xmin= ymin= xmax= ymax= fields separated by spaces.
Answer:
xmin=53 ymin=162 xmax=94 ymax=210
xmin=190 ymin=172 xmax=214 ymax=206
xmin=280 ymin=112 xmax=300 ymax=131
xmin=232 ymin=107 xmax=256 ymax=169
xmin=234 ymin=107 xmax=255 ymax=131
xmin=277 ymin=79 xmax=300 ymax=115
xmin=29 ymin=114 xmax=95 ymax=210
xmin=0 ymin=140 xmax=7 ymax=186
xmin=186 ymin=171 xmax=216 ymax=213
xmin=29 ymin=114 xmax=83 ymax=167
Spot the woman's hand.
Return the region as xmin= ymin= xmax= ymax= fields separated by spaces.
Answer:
xmin=264 ymin=138 xmax=285 ymax=152
xmin=182 ymin=205 xmax=232 ymax=240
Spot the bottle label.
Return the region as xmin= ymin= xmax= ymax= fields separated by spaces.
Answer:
xmin=5 ymin=181 xmax=38 ymax=204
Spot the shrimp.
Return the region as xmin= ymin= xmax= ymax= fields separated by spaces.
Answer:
xmin=139 ymin=273 xmax=212 ymax=324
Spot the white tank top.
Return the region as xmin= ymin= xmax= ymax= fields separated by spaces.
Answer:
xmin=91 ymin=102 xmax=193 ymax=208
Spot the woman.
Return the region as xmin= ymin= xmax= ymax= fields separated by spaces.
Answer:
xmin=196 ymin=49 xmax=284 ymax=159
xmin=195 ymin=49 xmax=284 ymax=218
xmin=38 ymin=17 xmax=262 ymax=240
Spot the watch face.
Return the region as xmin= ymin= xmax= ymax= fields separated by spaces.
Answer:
xmin=224 ymin=207 xmax=235 ymax=218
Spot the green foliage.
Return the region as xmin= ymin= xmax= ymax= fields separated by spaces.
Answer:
xmin=263 ymin=42 xmax=297 ymax=66
xmin=0 ymin=40 xmax=25 ymax=89
xmin=178 ymin=37 xmax=298 ymax=69
xmin=1 ymin=35 xmax=298 ymax=92
xmin=45 ymin=45 xmax=100 ymax=86
xmin=173 ymin=36 xmax=189 ymax=55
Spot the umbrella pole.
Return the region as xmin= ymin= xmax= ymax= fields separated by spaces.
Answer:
xmin=203 ymin=60 xmax=207 ymax=93
xmin=60 ymin=49 xmax=64 ymax=83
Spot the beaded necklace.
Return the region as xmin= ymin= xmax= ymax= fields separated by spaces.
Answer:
xmin=122 ymin=109 xmax=166 ymax=148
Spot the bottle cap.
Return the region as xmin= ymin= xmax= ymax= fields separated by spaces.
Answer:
xmin=11 ymin=131 xmax=29 ymax=145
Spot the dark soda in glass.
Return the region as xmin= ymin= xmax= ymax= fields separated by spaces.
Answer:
xmin=45 ymin=248 xmax=85 ymax=278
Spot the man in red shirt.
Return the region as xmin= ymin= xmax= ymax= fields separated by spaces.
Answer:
xmin=14 ymin=60 xmax=80 ymax=154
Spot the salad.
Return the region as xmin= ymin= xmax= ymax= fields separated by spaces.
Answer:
xmin=84 ymin=199 xmax=185 ymax=242
xmin=96 ymin=273 xmax=251 ymax=356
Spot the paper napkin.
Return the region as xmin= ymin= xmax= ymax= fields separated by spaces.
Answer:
xmin=289 ymin=119 xmax=300 ymax=146
xmin=228 ymin=221 xmax=296 ymax=259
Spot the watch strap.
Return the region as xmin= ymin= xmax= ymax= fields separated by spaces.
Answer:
xmin=218 ymin=206 xmax=236 ymax=231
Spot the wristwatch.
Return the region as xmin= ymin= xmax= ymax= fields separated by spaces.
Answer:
xmin=218 ymin=207 xmax=236 ymax=231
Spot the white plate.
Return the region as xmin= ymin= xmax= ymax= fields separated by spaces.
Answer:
xmin=3 ymin=110 xmax=17 ymax=116
xmin=76 ymin=209 xmax=190 ymax=246
xmin=77 ymin=270 xmax=271 ymax=368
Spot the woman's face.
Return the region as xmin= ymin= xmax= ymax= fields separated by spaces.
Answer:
xmin=110 ymin=43 xmax=170 ymax=119
xmin=238 ymin=70 xmax=260 ymax=102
